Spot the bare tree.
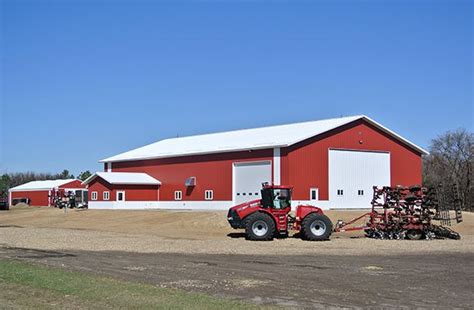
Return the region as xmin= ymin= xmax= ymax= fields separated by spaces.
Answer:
xmin=423 ymin=128 xmax=473 ymax=211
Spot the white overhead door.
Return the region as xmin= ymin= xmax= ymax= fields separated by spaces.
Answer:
xmin=233 ymin=161 xmax=272 ymax=205
xmin=329 ymin=150 xmax=390 ymax=208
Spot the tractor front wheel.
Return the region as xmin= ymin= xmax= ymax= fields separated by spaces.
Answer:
xmin=301 ymin=213 xmax=333 ymax=241
xmin=244 ymin=212 xmax=276 ymax=241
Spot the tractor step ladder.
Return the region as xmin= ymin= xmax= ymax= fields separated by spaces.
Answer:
xmin=435 ymin=185 xmax=451 ymax=226
xmin=453 ymin=184 xmax=463 ymax=223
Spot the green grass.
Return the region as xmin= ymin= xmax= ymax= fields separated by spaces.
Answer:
xmin=0 ymin=259 xmax=268 ymax=309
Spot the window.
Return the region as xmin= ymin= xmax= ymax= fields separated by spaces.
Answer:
xmin=337 ymin=189 xmax=344 ymax=196
xmin=91 ymin=191 xmax=98 ymax=201
xmin=271 ymin=188 xmax=291 ymax=209
xmin=310 ymin=188 xmax=319 ymax=201
xmin=103 ymin=191 xmax=110 ymax=201
xmin=174 ymin=190 xmax=182 ymax=201
xmin=205 ymin=190 xmax=214 ymax=200
xmin=116 ymin=191 xmax=125 ymax=201
xmin=358 ymin=190 xmax=364 ymax=196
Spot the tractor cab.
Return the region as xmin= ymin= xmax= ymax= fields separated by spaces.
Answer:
xmin=260 ymin=184 xmax=292 ymax=210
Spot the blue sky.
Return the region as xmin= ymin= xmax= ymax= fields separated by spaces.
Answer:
xmin=1 ymin=0 xmax=472 ymax=175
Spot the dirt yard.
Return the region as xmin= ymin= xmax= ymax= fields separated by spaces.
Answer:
xmin=1 ymin=206 xmax=473 ymax=308
xmin=0 ymin=206 xmax=473 ymax=256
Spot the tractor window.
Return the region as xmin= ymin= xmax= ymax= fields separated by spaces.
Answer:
xmin=261 ymin=188 xmax=274 ymax=208
xmin=272 ymin=189 xmax=291 ymax=209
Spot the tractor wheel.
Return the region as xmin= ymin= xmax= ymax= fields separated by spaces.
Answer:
xmin=244 ymin=212 xmax=275 ymax=241
xmin=301 ymin=213 xmax=333 ymax=241
xmin=406 ymin=229 xmax=423 ymax=240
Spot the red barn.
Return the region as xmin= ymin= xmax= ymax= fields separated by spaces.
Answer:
xmin=9 ymin=179 xmax=87 ymax=207
xmin=86 ymin=115 xmax=428 ymax=210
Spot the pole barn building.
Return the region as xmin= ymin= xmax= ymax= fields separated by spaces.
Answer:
xmin=9 ymin=179 xmax=86 ymax=207
xmin=85 ymin=115 xmax=428 ymax=210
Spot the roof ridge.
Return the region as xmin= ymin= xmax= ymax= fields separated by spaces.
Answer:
xmin=159 ymin=115 xmax=364 ymax=142
xmin=100 ymin=114 xmax=426 ymax=163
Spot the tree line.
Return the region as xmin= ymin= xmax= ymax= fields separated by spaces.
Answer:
xmin=423 ymin=128 xmax=473 ymax=211
xmin=0 ymin=170 xmax=92 ymax=199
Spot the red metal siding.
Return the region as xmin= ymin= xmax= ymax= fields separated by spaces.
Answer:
xmin=11 ymin=190 xmax=50 ymax=206
xmin=59 ymin=180 xmax=86 ymax=189
xmin=111 ymin=149 xmax=273 ymax=201
xmin=87 ymin=178 xmax=112 ymax=201
xmin=282 ymin=119 xmax=422 ymax=201
xmin=87 ymin=177 xmax=159 ymax=201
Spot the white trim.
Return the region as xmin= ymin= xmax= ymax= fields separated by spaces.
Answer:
xmin=329 ymin=147 xmax=390 ymax=154
xmin=106 ymin=162 xmax=112 ymax=172
xmin=8 ymin=188 xmax=53 ymax=192
xmin=174 ymin=190 xmax=182 ymax=201
xmin=103 ymin=191 xmax=110 ymax=201
xmin=273 ymin=147 xmax=281 ymax=185
xmin=8 ymin=190 xmax=12 ymax=206
xmin=8 ymin=179 xmax=78 ymax=191
xmin=116 ymin=191 xmax=126 ymax=201
xmin=88 ymin=200 xmax=233 ymax=210
xmin=82 ymin=172 xmax=161 ymax=186
xmin=88 ymin=199 xmax=371 ymax=211
xmin=9 ymin=187 xmax=84 ymax=192
xmin=91 ymin=191 xmax=98 ymax=201
xmin=361 ymin=115 xmax=429 ymax=155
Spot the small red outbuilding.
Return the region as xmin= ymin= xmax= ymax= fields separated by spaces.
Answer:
xmin=9 ymin=179 xmax=86 ymax=207
xmin=82 ymin=172 xmax=161 ymax=209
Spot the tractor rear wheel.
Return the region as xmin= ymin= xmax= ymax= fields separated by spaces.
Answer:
xmin=301 ymin=213 xmax=333 ymax=241
xmin=244 ymin=212 xmax=275 ymax=241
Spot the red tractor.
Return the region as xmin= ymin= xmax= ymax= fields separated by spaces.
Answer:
xmin=227 ymin=183 xmax=333 ymax=241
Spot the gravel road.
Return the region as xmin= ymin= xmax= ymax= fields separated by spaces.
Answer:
xmin=1 ymin=247 xmax=472 ymax=309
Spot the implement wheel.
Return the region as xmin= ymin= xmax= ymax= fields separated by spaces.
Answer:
xmin=406 ymin=229 xmax=423 ymax=240
xmin=301 ymin=213 xmax=333 ymax=241
xmin=244 ymin=212 xmax=275 ymax=241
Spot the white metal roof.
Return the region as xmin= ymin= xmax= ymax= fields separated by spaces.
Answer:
xmin=101 ymin=115 xmax=428 ymax=163
xmin=9 ymin=179 xmax=78 ymax=192
xmin=82 ymin=172 xmax=161 ymax=185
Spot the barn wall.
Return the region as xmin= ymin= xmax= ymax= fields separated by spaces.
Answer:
xmin=10 ymin=190 xmax=50 ymax=206
xmin=111 ymin=149 xmax=273 ymax=201
xmin=87 ymin=177 xmax=159 ymax=201
xmin=282 ymin=119 xmax=422 ymax=201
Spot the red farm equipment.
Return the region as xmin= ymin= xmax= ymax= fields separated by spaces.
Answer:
xmin=227 ymin=183 xmax=462 ymax=241
xmin=227 ymin=183 xmax=333 ymax=241
xmin=49 ymin=189 xmax=88 ymax=209
xmin=335 ymin=185 xmax=462 ymax=240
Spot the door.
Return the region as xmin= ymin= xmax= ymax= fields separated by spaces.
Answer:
xmin=116 ymin=191 xmax=126 ymax=202
xmin=329 ymin=149 xmax=390 ymax=208
xmin=233 ymin=161 xmax=272 ymax=205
